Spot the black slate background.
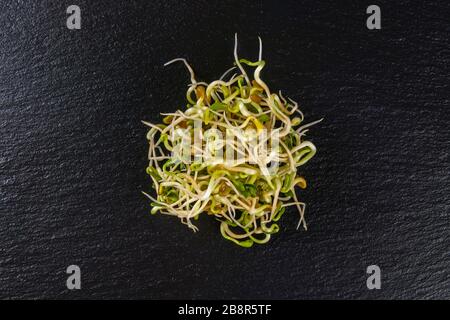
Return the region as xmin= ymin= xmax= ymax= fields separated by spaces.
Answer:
xmin=0 ymin=0 xmax=449 ymax=299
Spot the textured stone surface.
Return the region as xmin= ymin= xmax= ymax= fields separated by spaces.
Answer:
xmin=0 ymin=0 xmax=448 ymax=299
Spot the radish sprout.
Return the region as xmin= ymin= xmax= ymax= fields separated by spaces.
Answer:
xmin=143 ymin=35 xmax=321 ymax=247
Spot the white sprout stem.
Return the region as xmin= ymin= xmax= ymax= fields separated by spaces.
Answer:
xmin=164 ymin=58 xmax=197 ymax=84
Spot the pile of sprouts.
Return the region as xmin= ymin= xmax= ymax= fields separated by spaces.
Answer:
xmin=143 ymin=35 xmax=320 ymax=247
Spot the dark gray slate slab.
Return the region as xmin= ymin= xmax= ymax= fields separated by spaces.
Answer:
xmin=0 ymin=0 xmax=448 ymax=299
